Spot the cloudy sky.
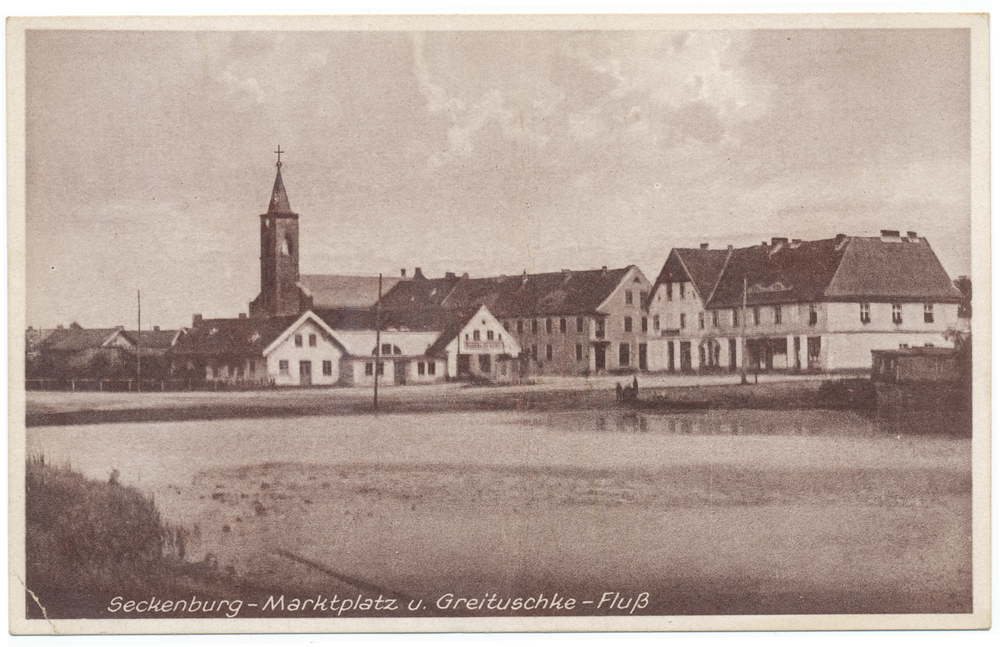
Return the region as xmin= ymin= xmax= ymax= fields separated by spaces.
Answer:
xmin=24 ymin=27 xmax=971 ymax=329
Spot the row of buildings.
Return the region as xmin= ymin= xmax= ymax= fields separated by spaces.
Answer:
xmin=29 ymin=158 xmax=969 ymax=388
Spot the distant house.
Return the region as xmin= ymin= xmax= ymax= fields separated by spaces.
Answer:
xmin=376 ymin=265 xmax=652 ymax=376
xmin=35 ymin=324 xmax=133 ymax=379
xmin=646 ymin=231 xmax=964 ymax=373
xmin=119 ymin=327 xmax=184 ymax=380
xmin=169 ymin=312 xmax=346 ymax=387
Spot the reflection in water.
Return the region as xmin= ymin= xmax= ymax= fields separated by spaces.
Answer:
xmin=529 ymin=407 xmax=971 ymax=438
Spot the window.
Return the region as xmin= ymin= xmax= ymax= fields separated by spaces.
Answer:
xmin=381 ymin=343 xmax=393 ymax=355
xmin=653 ymin=315 xmax=660 ymax=331
xmin=365 ymin=362 xmax=373 ymax=376
xmin=667 ymin=283 xmax=673 ymax=301
xmin=212 ymin=365 xmax=220 ymax=378
xmin=546 ymin=318 xmax=553 ymax=334
xmin=577 ymin=317 xmax=584 ymax=333
xmin=322 ymin=360 xmax=333 ymax=376
xmin=640 ymin=291 xmax=648 ymax=304
xmin=679 ymin=283 xmax=686 ymax=299
xmin=294 ymin=334 xmax=303 ymax=348
xmin=560 ymin=318 xmax=567 ymax=333
xmin=417 ymin=361 xmax=425 ymax=375
xmin=576 ymin=344 xmax=583 ymax=362
xmin=860 ymin=303 xmax=870 ymax=324
xmin=531 ymin=345 xmax=538 ymax=361
xmin=279 ymin=360 xmax=289 ymax=373
xmin=249 ymin=360 xmax=255 ymax=375
xmin=595 ymin=319 xmax=605 ymax=339
xmin=641 ymin=317 xmax=648 ymax=333
xmin=809 ymin=305 xmax=818 ymax=326
xmin=473 ymin=330 xmax=480 ymax=341
xmin=427 ymin=361 xmax=436 ymax=375
xmin=237 ymin=364 xmax=244 ymax=378
xmin=531 ymin=319 xmax=538 ymax=334
xmin=487 ymin=330 xmax=494 ymax=340
xmin=624 ymin=316 xmax=633 ymax=332
xmin=732 ymin=309 xmax=739 ymax=327
xmin=546 ymin=344 xmax=553 ymax=361
xmin=892 ymin=303 xmax=903 ymax=324
xmin=698 ymin=312 xmax=705 ymax=329
xmin=503 ymin=321 xmax=510 ymax=332
xmin=619 ymin=343 xmax=630 ymax=366
xmin=625 ymin=291 xmax=633 ymax=305
xmin=752 ymin=307 xmax=760 ymax=326
xmin=680 ymin=313 xmax=686 ymax=329
xmin=712 ymin=311 xmax=719 ymax=328
xmin=377 ymin=362 xmax=385 ymax=376
xmin=517 ymin=320 xmax=524 ymax=334
xmin=282 ymin=234 xmax=293 ymax=256
xmin=924 ymin=304 xmax=934 ymax=323
xmin=774 ymin=307 xmax=782 ymax=325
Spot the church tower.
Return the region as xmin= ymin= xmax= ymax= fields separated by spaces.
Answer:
xmin=250 ymin=147 xmax=301 ymax=318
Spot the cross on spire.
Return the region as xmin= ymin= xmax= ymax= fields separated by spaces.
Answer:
xmin=274 ymin=145 xmax=284 ymax=168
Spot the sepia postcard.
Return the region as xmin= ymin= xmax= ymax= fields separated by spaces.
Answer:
xmin=7 ymin=13 xmax=991 ymax=636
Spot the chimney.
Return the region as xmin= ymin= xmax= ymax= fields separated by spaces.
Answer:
xmin=153 ymin=325 xmax=160 ymax=331
xmin=771 ymin=237 xmax=788 ymax=246
xmin=57 ymin=324 xmax=64 ymax=330
xmin=601 ymin=266 xmax=608 ymax=274
xmin=444 ymin=271 xmax=456 ymax=280
xmin=413 ymin=267 xmax=425 ymax=280
xmin=727 ymin=244 xmax=733 ymax=251
xmin=401 ymin=268 xmax=407 ymax=277
xmin=462 ymin=272 xmax=469 ymax=279
xmin=880 ymin=229 xmax=902 ymax=243
xmin=700 ymin=243 xmax=709 ymax=250
xmin=193 ymin=314 xmax=203 ymax=327
xmin=906 ymin=231 xmax=918 ymax=241
xmin=238 ymin=313 xmax=247 ymax=320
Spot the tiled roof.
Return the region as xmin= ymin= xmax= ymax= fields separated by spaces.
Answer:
xmin=299 ymin=275 xmax=404 ymax=309
xmin=664 ymin=235 xmax=963 ymax=309
xmin=43 ymin=327 xmax=125 ymax=352
xmin=120 ymin=329 xmax=181 ymax=349
xmin=378 ymin=267 xmax=636 ymax=319
xmin=169 ymin=316 xmax=300 ymax=356
xmin=825 ymin=237 xmax=963 ymax=302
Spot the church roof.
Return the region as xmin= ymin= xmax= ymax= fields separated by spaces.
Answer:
xmin=266 ymin=166 xmax=295 ymax=216
xmin=299 ymin=275 xmax=405 ymax=309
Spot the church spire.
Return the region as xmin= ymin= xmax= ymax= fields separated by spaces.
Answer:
xmin=267 ymin=145 xmax=294 ymax=215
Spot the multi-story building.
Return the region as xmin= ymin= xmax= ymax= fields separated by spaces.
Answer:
xmin=646 ymin=232 xmax=964 ymax=373
xmin=377 ymin=265 xmax=653 ymax=375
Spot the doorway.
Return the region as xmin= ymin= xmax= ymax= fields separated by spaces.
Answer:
xmin=680 ymin=341 xmax=692 ymax=372
xmin=299 ymin=360 xmax=312 ymax=386
xmin=638 ymin=343 xmax=647 ymax=370
xmin=594 ymin=345 xmax=606 ymax=372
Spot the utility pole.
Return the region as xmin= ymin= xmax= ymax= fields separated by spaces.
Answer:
xmin=373 ymin=273 xmax=382 ymax=411
xmin=740 ymin=276 xmax=748 ymax=385
xmin=137 ymin=290 xmax=142 ymax=392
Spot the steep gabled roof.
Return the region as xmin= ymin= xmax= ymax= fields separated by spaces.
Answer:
xmin=299 ymin=275 xmax=405 ymax=309
xmin=825 ymin=237 xmax=963 ymax=302
xmin=708 ymin=238 xmax=848 ymax=308
xmin=649 ymin=248 xmax=730 ymax=306
xmin=169 ymin=316 xmax=300 ymax=356
xmin=43 ymin=327 xmax=126 ymax=353
xmin=120 ymin=329 xmax=182 ymax=350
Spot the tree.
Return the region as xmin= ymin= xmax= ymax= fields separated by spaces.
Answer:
xmin=954 ymin=276 xmax=972 ymax=318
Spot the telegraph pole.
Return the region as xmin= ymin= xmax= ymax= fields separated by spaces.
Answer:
xmin=740 ymin=276 xmax=748 ymax=385
xmin=136 ymin=290 xmax=142 ymax=392
xmin=373 ymin=273 xmax=383 ymax=411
